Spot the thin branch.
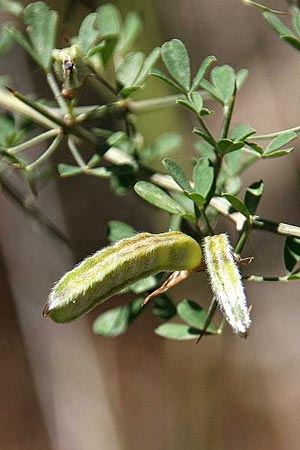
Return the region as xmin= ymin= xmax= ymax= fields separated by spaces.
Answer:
xmin=26 ymin=134 xmax=63 ymax=171
xmin=0 ymin=88 xmax=57 ymax=129
xmin=7 ymin=129 xmax=61 ymax=155
xmin=46 ymin=72 xmax=68 ymax=114
xmin=244 ymin=275 xmax=289 ymax=282
xmin=68 ymin=137 xmax=86 ymax=169
xmin=6 ymin=87 xmax=65 ymax=127
xmin=252 ymin=216 xmax=300 ymax=238
xmin=242 ymin=0 xmax=287 ymax=15
xmin=129 ymin=90 xmax=212 ymax=114
xmin=219 ymin=88 xmax=236 ymax=139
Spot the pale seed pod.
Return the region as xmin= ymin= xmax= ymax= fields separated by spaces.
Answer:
xmin=43 ymin=231 xmax=202 ymax=323
xmin=203 ymin=233 xmax=251 ymax=337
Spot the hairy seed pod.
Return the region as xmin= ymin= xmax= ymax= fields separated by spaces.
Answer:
xmin=43 ymin=232 xmax=202 ymax=323
xmin=203 ymin=233 xmax=251 ymax=337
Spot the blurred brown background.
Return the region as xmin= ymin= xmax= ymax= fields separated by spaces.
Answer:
xmin=1 ymin=0 xmax=300 ymax=449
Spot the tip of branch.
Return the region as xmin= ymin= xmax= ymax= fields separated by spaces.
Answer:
xmin=5 ymin=86 xmax=16 ymax=95
xmin=42 ymin=303 xmax=50 ymax=317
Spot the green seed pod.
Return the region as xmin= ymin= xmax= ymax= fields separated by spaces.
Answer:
xmin=43 ymin=232 xmax=202 ymax=323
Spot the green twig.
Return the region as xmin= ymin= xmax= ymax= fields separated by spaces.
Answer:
xmin=7 ymin=129 xmax=61 ymax=155
xmin=244 ymin=275 xmax=289 ymax=282
xmin=242 ymin=0 xmax=287 ymax=15
xmin=198 ymin=115 xmax=217 ymax=146
xmin=252 ymin=216 xmax=300 ymax=238
xmin=0 ymin=88 xmax=57 ymax=129
xmin=46 ymin=72 xmax=68 ymax=114
xmin=6 ymin=87 xmax=65 ymax=127
xmin=129 ymin=90 xmax=212 ymax=114
xmin=26 ymin=134 xmax=63 ymax=171
xmin=219 ymin=88 xmax=236 ymax=139
xmin=201 ymin=208 xmax=214 ymax=236
xmin=68 ymin=137 xmax=86 ymax=169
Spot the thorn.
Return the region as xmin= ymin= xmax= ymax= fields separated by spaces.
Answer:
xmin=5 ymin=86 xmax=15 ymax=94
xmin=42 ymin=303 xmax=50 ymax=317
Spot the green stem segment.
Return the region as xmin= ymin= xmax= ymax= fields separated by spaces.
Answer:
xmin=46 ymin=72 xmax=68 ymax=114
xmin=244 ymin=275 xmax=289 ymax=282
xmin=220 ymin=88 xmax=236 ymax=140
xmin=26 ymin=134 xmax=63 ymax=171
xmin=7 ymin=129 xmax=61 ymax=155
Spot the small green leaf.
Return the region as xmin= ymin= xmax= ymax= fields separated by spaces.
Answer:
xmin=177 ymin=299 xmax=218 ymax=333
xmin=193 ymin=157 xmax=214 ymax=198
xmin=0 ymin=26 xmax=13 ymax=55
xmin=261 ymin=148 xmax=293 ymax=158
xmin=190 ymin=92 xmax=203 ymax=112
xmin=152 ymin=295 xmax=177 ymax=320
xmin=134 ymin=181 xmax=186 ymax=215
xmin=5 ymin=26 xmax=37 ymax=64
xmin=119 ymin=86 xmax=141 ymax=98
xmin=96 ymin=3 xmax=121 ymax=37
xmin=0 ymin=0 xmax=23 ymax=16
xmin=200 ymin=107 xmax=212 ymax=117
xmin=282 ymin=35 xmax=300 ymax=51
xmin=292 ymin=8 xmax=300 ymax=37
xmin=129 ymin=276 xmax=157 ymax=294
xmin=58 ymin=164 xmax=83 ymax=177
xmin=116 ymin=51 xmax=144 ymax=87
xmin=150 ymin=68 xmax=184 ymax=92
xmin=194 ymin=140 xmax=215 ymax=161
xmin=288 ymin=271 xmax=300 ymax=280
xmin=161 ymin=39 xmax=190 ymax=91
xmin=191 ymin=55 xmax=217 ymax=92
xmin=88 ymin=167 xmax=110 ymax=177
xmin=224 ymin=176 xmax=241 ymax=195
xmin=183 ymin=191 xmax=206 ymax=208
xmin=265 ymin=131 xmax=297 ymax=153
xmin=246 ymin=141 xmax=264 ymax=155
xmin=135 ymin=47 xmax=160 ymax=86
xmin=171 ymin=191 xmax=195 ymax=216
xmin=200 ymin=79 xmax=222 ymax=102
xmin=78 ymin=13 xmax=99 ymax=55
xmin=284 ymin=236 xmax=300 ymax=272
xmin=211 ymin=65 xmax=236 ymax=105
xmin=229 ymin=123 xmax=256 ymax=141
xmin=98 ymin=37 xmax=117 ymax=65
xmin=223 ymin=193 xmax=251 ymax=219
xmin=93 ymin=305 xmax=130 ymax=337
xmin=263 ymin=11 xmax=294 ymax=37
xmin=176 ymin=98 xmax=197 ymax=113
xmin=115 ymin=11 xmax=142 ymax=56
xmin=244 ymin=180 xmax=264 ymax=215
xmin=24 ymin=1 xmax=58 ymax=71
xmin=217 ymin=139 xmax=244 ymax=155
xmin=163 ymin=158 xmax=192 ymax=192
xmin=193 ymin=127 xmax=216 ymax=147
xmin=107 ymin=220 xmax=135 ymax=243
xmin=236 ymin=69 xmax=249 ymax=90
xmin=154 ymin=323 xmax=201 ymax=340
xmin=109 ymin=164 xmax=136 ymax=193
xmin=141 ymin=132 xmax=182 ymax=163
